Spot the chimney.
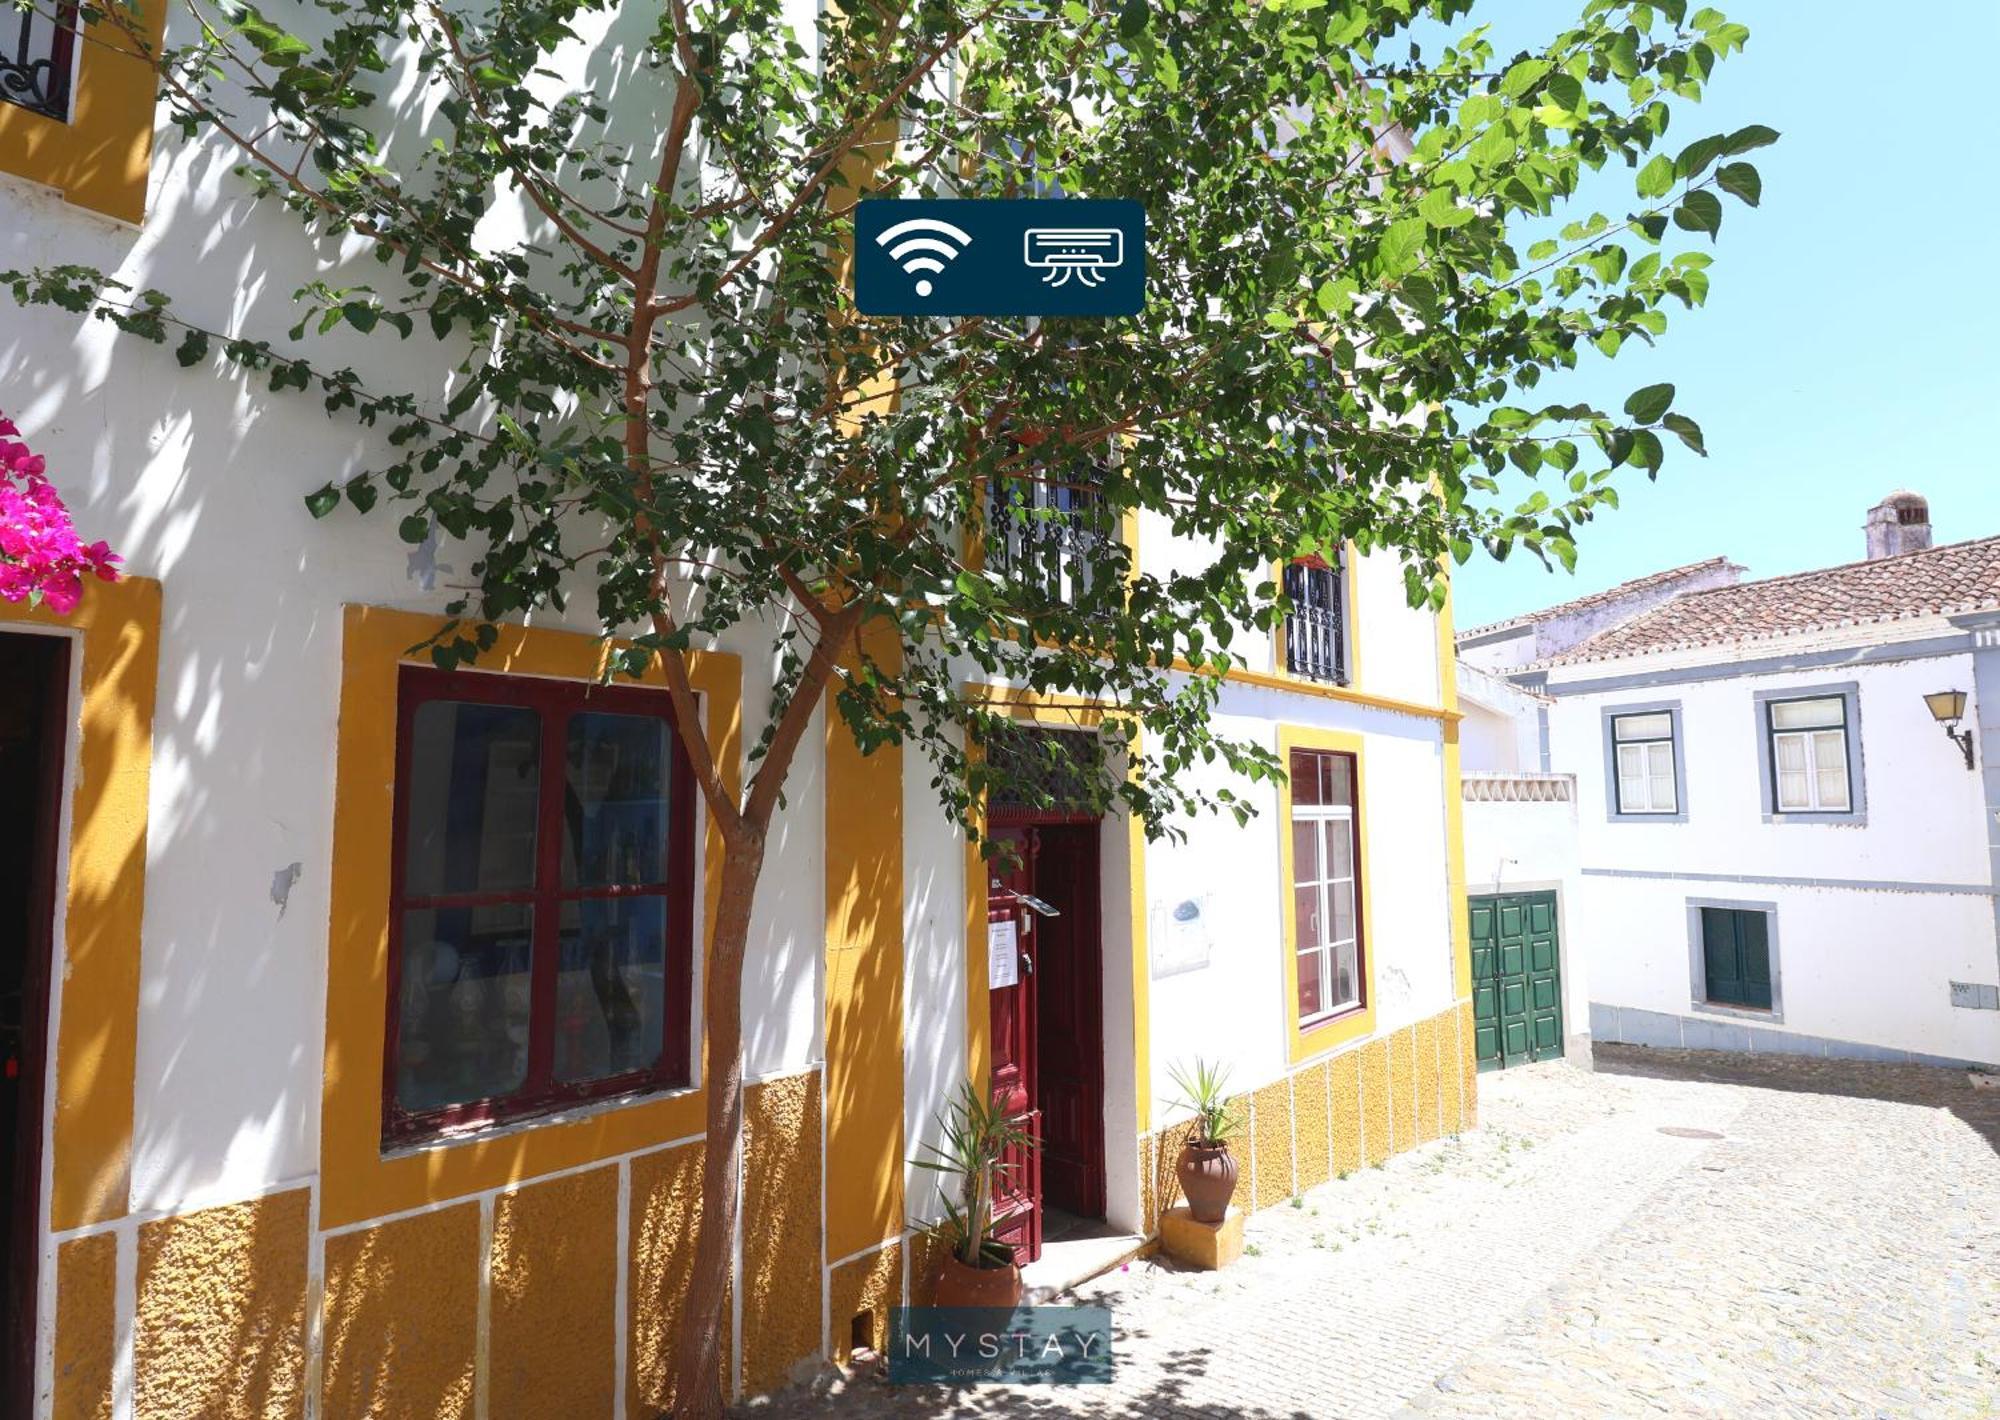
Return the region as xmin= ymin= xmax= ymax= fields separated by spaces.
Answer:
xmin=1864 ymin=490 xmax=1932 ymax=561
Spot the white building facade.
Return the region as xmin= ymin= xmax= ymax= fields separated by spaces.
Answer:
xmin=1461 ymin=494 xmax=2000 ymax=1072
xmin=0 ymin=11 xmax=1477 ymax=1415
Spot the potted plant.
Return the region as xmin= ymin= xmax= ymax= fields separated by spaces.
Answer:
xmin=912 ymin=1080 xmax=1036 ymax=1308
xmin=1167 ymin=1058 xmax=1243 ymax=1224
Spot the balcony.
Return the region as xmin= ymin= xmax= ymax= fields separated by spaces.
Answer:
xmin=1282 ymin=557 xmax=1348 ymax=685
xmin=983 ymin=473 xmax=1115 ymax=610
xmin=2 ymin=2 xmax=78 ymax=121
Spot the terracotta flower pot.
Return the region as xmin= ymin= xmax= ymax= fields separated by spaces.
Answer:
xmin=1175 ymin=1139 xmax=1238 ymax=1224
xmin=932 ymin=1250 xmax=1023 ymax=1309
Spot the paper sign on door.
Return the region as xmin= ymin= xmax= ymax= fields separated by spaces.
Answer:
xmin=987 ymin=919 xmax=1019 ymax=990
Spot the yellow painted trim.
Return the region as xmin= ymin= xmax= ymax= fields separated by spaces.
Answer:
xmin=0 ymin=2 xmax=165 ymax=224
xmin=1277 ymin=723 xmax=1378 ymax=1065
xmin=320 ymin=605 xmax=742 ymax=1229
xmin=1176 ymin=657 xmax=1460 ymax=725
xmin=2 ymin=576 xmax=160 ymax=1230
xmin=958 ymin=686 xmax=1148 ymax=1130
xmin=822 ymin=619 xmax=905 ymax=1260
xmin=1435 ymin=571 xmax=1473 ymax=1001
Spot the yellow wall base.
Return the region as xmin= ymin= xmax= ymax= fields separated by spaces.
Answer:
xmin=1159 ymin=1206 xmax=1244 ymax=1271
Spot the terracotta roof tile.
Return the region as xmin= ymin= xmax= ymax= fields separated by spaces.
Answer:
xmin=1458 ymin=557 xmax=1739 ymax=641
xmin=1544 ymin=535 xmax=2000 ymax=665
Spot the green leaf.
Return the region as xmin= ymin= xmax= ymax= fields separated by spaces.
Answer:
xmin=345 ymin=478 xmax=378 ymax=513
xmin=1723 ymin=124 xmax=1780 ymax=154
xmin=398 ymin=513 xmax=431 ymax=544
xmin=1377 ymin=217 xmax=1428 ymax=275
xmin=1715 ymin=162 xmax=1761 ymax=207
xmin=1635 ymin=154 xmax=1674 ymax=199
xmin=1623 ymin=383 xmax=1675 ymax=423
xmin=1672 ymin=189 xmax=1723 ymax=239
xmin=342 ymin=301 xmax=379 ymax=333
xmin=1662 ymin=411 xmax=1707 ymax=454
xmin=175 ymin=328 xmax=209 ymax=367
xmin=304 ymin=485 xmax=341 ymax=519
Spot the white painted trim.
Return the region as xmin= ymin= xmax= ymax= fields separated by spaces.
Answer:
xmin=474 ymin=1194 xmax=494 ymax=1420
xmin=110 ymin=1224 xmax=135 ymax=1420
xmin=613 ymin=1158 xmax=631 ymax=1420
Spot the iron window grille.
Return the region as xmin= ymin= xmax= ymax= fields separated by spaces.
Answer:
xmin=1282 ymin=555 xmax=1349 ymax=685
xmin=983 ymin=468 xmax=1116 ymax=610
xmin=2 ymin=2 xmax=79 ymax=122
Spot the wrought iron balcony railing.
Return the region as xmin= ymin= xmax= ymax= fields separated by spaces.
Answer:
xmin=2 ymin=1 xmax=78 ymax=122
xmin=1282 ymin=557 xmax=1348 ymax=685
xmin=983 ymin=474 xmax=1115 ymax=611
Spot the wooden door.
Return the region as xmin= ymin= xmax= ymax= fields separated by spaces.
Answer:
xmin=984 ymin=826 xmax=1041 ymax=1261
xmin=1 ymin=633 xmax=69 ymax=1418
xmin=1469 ymin=891 xmax=1563 ymax=1072
xmin=1033 ymin=824 xmax=1104 ymax=1219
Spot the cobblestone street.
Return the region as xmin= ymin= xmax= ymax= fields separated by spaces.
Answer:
xmin=743 ymin=1047 xmax=2000 ymax=1419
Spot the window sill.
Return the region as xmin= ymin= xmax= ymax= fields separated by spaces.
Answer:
xmin=1762 ymin=811 xmax=1866 ymax=827
xmin=1298 ymin=1001 xmax=1366 ymax=1033
xmin=1691 ymin=999 xmax=1782 ymax=1025
xmin=383 ymin=1078 xmax=697 ymax=1160
xmin=1607 ymin=812 xmax=1689 ymax=824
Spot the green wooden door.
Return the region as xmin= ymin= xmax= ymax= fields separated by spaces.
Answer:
xmin=1699 ymin=907 xmax=1772 ymax=1009
xmin=1469 ymin=891 xmax=1563 ymax=1072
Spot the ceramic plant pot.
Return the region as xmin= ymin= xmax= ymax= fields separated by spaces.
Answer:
xmin=1175 ymin=1139 xmax=1239 ymax=1224
xmin=933 ymin=1250 xmax=1024 ymax=1309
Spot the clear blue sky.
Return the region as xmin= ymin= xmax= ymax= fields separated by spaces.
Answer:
xmin=1437 ymin=1 xmax=2000 ymax=630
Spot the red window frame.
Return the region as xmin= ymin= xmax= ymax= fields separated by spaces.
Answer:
xmin=382 ymin=665 xmax=698 ymax=1146
xmin=1288 ymin=746 xmax=1366 ymax=1026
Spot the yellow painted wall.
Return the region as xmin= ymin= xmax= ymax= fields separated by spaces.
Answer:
xmin=0 ymin=0 xmax=165 ymax=222
xmin=53 ymin=1231 xmax=116 ymax=1420
xmin=1 ymin=577 xmax=160 ymax=1233
xmin=741 ymin=1073 xmax=824 ymax=1394
xmin=823 ymin=621 xmax=905 ymax=1262
xmin=628 ymin=1141 xmax=728 ymax=1416
xmin=134 ymin=1189 xmax=310 ymax=1420
xmin=489 ymin=1168 xmax=619 ymax=1419
xmin=320 ymin=1203 xmax=480 ymax=1420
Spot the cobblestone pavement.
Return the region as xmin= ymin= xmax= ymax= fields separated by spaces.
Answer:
xmin=739 ymin=1047 xmax=2000 ymax=1419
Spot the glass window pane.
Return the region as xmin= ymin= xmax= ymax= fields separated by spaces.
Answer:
xmin=1815 ymin=767 xmax=1851 ymax=810
xmin=1616 ymin=744 xmax=1647 ymax=810
xmin=1329 ymin=876 xmax=1356 ymax=944
xmin=1297 ymin=948 xmax=1323 ymax=1018
xmin=1328 ymin=819 xmax=1354 ymax=879
xmin=403 ymin=702 xmax=540 ymax=897
xmin=396 ymin=905 xmax=532 ymax=1112
xmin=1291 ymin=818 xmax=1320 ymax=884
xmin=1331 ymin=940 xmax=1360 ymax=1011
xmin=1294 ymin=884 xmax=1323 ymax=950
xmin=554 ymin=896 xmax=668 ymax=1082
xmin=1777 ymin=768 xmax=1811 ymax=811
xmin=1774 ymin=734 xmax=1809 ymax=773
xmin=1811 ymin=730 xmax=1847 ymax=773
xmin=1290 ymin=749 xmax=1323 ymax=807
xmin=564 ymin=712 xmax=671 ymax=888
xmin=1322 ymin=754 xmax=1355 ymax=809
xmin=1612 ymin=712 xmax=1673 ymax=741
xmin=1646 ymin=743 xmax=1676 ymax=812
xmin=1770 ymin=697 xmax=1844 ymax=730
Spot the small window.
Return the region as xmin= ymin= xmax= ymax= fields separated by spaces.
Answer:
xmin=1610 ymin=711 xmax=1678 ymax=815
xmin=1699 ymin=906 xmax=1773 ymax=1010
xmin=3 ymin=2 xmax=80 ymax=122
xmin=1283 ymin=554 xmax=1349 ymax=686
xmin=387 ymin=667 xmax=697 ymax=1142
xmin=1767 ymin=696 xmax=1851 ymax=813
xmin=1288 ymin=747 xmax=1364 ymax=1025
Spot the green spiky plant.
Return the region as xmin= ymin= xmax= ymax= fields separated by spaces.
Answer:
xmin=1167 ymin=1057 xmax=1245 ymax=1147
xmin=911 ymin=1080 xmax=1037 ymax=1269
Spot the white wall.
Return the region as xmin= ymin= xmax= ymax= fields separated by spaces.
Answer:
xmin=1545 ymin=639 xmax=2000 ymax=1065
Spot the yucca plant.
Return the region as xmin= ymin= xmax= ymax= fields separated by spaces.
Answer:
xmin=1167 ymin=1058 xmax=1244 ymax=1146
xmin=911 ymin=1081 xmax=1036 ymax=1269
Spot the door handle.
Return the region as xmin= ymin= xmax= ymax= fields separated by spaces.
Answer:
xmin=1019 ymin=951 xmax=1033 ymax=975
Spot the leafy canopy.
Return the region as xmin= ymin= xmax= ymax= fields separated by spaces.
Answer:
xmin=6 ymin=0 xmax=1766 ymax=839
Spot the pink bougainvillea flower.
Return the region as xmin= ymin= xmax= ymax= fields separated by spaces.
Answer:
xmin=0 ymin=411 xmax=121 ymax=614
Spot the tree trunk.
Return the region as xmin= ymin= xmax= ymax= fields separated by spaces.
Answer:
xmin=666 ymin=831 xmax=765 ymax=1418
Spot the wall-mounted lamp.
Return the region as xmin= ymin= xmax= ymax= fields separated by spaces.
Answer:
xmin=1923 ymin=690 xmax=1978 ymax=770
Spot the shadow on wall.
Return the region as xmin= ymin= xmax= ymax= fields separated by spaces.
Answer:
xmin=1593 ymin=1042 xmax=2000 ymax=1161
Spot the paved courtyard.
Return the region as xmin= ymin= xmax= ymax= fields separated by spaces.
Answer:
xmin=742 ymin=1046 xmax=2000 ymax=1419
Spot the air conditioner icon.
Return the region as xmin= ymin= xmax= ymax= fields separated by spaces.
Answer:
xmin=1023 ymin=228 xmax=1125 ymax=288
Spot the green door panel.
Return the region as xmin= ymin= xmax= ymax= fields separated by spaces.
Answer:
xmin=1467 ymin=890 xmax=1564 ymax=1071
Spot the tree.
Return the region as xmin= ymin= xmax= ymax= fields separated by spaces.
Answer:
xmin=5 ymin=0 xmax=1765 ymax=1409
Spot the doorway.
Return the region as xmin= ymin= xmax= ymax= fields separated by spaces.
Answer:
xmin=983 ymin=818 xmax=1106 ymax=1265
xmin=1469 ymin=890 xmax=1563 ymax=1071
xmin=1 ymin=631 xmax=69 ymax=1417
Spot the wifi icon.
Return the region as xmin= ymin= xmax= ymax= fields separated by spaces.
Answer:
xmin=875 ymin=217 xmax=973 ymax=298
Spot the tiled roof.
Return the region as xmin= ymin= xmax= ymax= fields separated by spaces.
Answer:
xmin=1544 ymin=535 xmax=2000 ymax=666
xmin=1457 ymin=557 xmax=1740 ymax=641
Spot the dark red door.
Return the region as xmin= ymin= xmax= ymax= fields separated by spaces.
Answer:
xmin=1034 ymin=824 xmax=1105 ymax=1220
xmin=984 ymin=827 xmax=1042 ymax=1262
xmin=1 ymin=632 xmax=69 ymax=1419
